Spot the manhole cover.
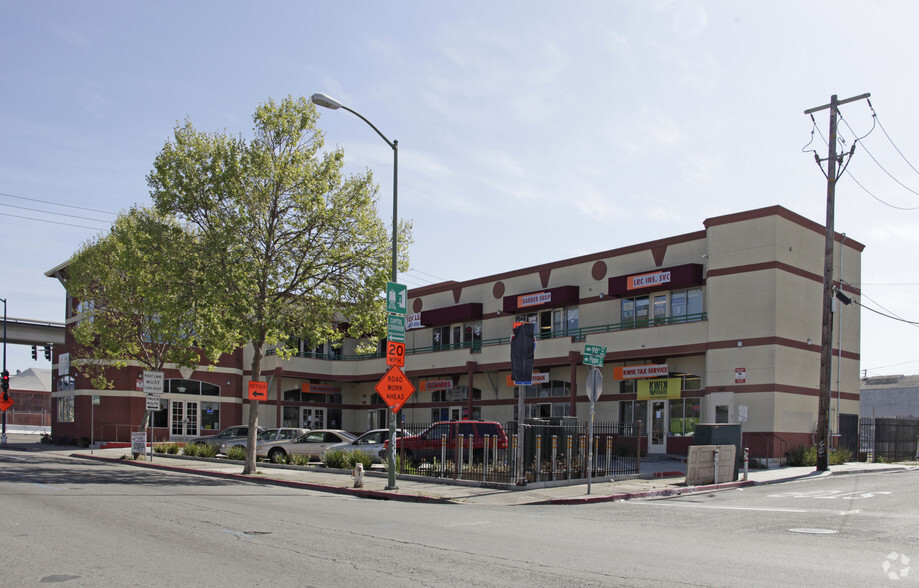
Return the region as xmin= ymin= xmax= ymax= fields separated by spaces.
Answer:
xmin=787 ymin=528 xmax=838 ymax=535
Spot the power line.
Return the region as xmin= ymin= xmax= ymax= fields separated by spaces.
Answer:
xmin=0 ymin=191 xmax=117 ymax=216
xmin=0 ymin=212 xmax=109 ymax=231
xmin=0 ymin=202 xmax=112 ymax=224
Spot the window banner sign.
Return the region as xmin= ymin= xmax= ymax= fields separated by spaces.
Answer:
xmin=627 ymin=271 xmax=672 ymax=291
xmin=614 ymin=364 xmax=669 ymax=379
xmin=636 ymin=377 xmax=682 ymax=400
xmin=505 ymin=372 xmax=550 ymax=386
xmin=420 ymin=379 xmax=454 ymax=392
xmin=301 ymin=383 xmax=340 ymax=395
xmin=517 ymin=291 xmax=552 ymax=308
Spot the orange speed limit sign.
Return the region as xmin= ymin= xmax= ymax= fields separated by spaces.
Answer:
xmin=386 ymin=341 xmax=405 ymax=367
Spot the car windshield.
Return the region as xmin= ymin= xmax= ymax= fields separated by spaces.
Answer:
xmin=257 ymin=430 xmax=276 ymax=440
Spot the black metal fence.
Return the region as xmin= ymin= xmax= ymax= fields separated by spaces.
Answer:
xmin=859 ymin=417 xmax=919 ymax=462
xmin=392 ymin=420 xmax=641 ymax=485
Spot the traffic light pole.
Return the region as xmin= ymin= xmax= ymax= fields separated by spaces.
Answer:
xmin=1 ymin=298 xmax=7 ymax=445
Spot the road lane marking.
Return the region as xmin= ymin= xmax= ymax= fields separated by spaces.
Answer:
xmin=444 ymin=521 xmax=490 ymax=528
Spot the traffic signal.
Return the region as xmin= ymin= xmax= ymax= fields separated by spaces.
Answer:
xmin=510 ymin=321 xmax=535 ymax=384
xmin=1 ymin=370 xmax=9 ymax=393
xmin=31 ymin=345 xmax=37 ymax=360
xmin=44 ymin=344 xmax=51 ymax=360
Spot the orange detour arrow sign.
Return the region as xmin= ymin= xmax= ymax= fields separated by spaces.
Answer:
xmin=0 ymin=396 xmax=12 ymax=412
xmin=248 ymin=381 xmax=268 ymax=401
xmin=374 ymin=365 xmax=415 ymax=413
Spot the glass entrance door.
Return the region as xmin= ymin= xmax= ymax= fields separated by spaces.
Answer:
xmin=170 ymin=401 xmax=199 ymax=438
xmin=301 ymin=407 xmax=326 ymax=430
xmin=649 ymin=400 xmax=667 ymax=454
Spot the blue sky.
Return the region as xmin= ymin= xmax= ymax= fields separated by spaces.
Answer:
xmin=3 ymin=1 xmax=919 ymax=378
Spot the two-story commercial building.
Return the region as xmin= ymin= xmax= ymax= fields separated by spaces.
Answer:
xmin=46 ymin=205 xmax=862 ymax=459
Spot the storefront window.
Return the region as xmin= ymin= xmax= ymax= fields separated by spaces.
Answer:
xmin=618 ymin=400 xmax=647 ymax=424
xmin=151 ymin=398 xmax=168 ymax=427
xmin=669 ymin=398 xmax=700 ymax=436
xmin=201 ymin=401 xmax=220 ymax=431
xmin=57 ymin=396 xmax=75 ymax=422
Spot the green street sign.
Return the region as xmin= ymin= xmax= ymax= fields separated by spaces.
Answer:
xmin=583 ymin=344 xmax=606 ymax=367
xmin=387 ymin=314 xmax=406 ymax=343
xmin=386 ymin=282 xmax=407 ymax=315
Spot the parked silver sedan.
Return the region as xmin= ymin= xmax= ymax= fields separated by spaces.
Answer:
xmin=218 ymin=427 xmax=308 ymax=455
xmin=323 ymin=428 xmax=408 ymax=464
xmin=188 ymin=425 xmax=265 ymax=451
xmin=256 ymin=429 xmax=356 ymax=463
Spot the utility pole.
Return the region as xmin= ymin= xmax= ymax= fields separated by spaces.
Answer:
xmin=804 ymin=92 xmax=869 ymax=472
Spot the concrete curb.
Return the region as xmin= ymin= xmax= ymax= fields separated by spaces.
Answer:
xmin=534 ymin=480 xmax=756 ymax=505
xmin=71 ymin=454 xmax=457 ymax=505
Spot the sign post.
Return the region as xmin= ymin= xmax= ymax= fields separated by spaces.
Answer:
xmin=384 ymin=281 xmax=408 ymax=491
xmin=585 ymin=366 xmax=603 ymax=494
xmin=91 ymin=395 xmax=100 ymax=455
xmin=142 ymin=371 xmax=164 ymax=462
xmin=375 ymin=364 xmax=416 ymax=490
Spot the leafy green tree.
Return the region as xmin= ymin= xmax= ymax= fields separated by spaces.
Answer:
xmin=65 ymin=207 xmax=239 ymax=396
xmin=148 ymin=96 xmax=408 ymax=474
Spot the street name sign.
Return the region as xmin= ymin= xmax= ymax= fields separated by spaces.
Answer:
xmin=583 ymin=345 xmax=607 ymax=367
xmin=248 ymin=381 xmax=268 ymax=401
xmin=374 ymin=365 xmax=415 ymax=413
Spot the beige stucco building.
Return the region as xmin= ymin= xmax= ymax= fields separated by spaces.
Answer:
xmin=50 ymin=205 xmax=862 ymax=459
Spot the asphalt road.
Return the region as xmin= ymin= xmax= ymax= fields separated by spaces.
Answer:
xmin=1 ymin=448 xmax=916 ymax=587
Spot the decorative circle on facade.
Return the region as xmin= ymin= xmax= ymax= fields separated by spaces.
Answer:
xmin=591 ymin=260 xmax=607 ymax=281
xmin=412 ymin=298 xmax=423 ymax=313
xmin=493 ymin=281 xmax=505 ymax=299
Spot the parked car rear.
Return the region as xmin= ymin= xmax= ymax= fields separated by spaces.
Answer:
xmin=387 ymin=421 xmax=508 ymax=463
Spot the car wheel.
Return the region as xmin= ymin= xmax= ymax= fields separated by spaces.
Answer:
xmin=268 ymin=448 xmax=286 ymax=463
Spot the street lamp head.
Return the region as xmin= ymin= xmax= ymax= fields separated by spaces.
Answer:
xmin=311 ymin=92 xmax=342 ymax=110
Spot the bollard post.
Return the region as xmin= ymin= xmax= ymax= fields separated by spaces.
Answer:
xmin=441 ymin=433 xmax=447 ymax=477
xmin=535 ymin=435 xmax=542 ymax=482
xmin=606 ymin=436 xmax=613 ymax=478
xmin=467 ymin=434 xmax=473 ymax=474
xmin=552 ymin=435 xmax=558 ymax=481
xmin=511 ymin=433 xmax=518 ymax=480
xmin=455 ymin=434 xmax=463 ymax=480
xmin=483 ymin=434 xmax=490 ymax=482
xmin=566 ymin=435 xmax=573 ymax=480
xmin=744 ymin=447 xmax=749 ymax=481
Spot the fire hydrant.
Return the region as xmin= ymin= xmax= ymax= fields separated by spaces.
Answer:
xmin=352 ymin=463 xmax=364 ymax=488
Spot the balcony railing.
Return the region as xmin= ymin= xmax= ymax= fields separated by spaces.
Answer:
xmin=265 ymin=312 xmax=706 ymax=361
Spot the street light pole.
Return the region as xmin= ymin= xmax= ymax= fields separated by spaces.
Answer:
xmin=311 ymin=92 xmax=400 ymax=490
xmin=1 ymin=298 xmax=7 ymax=445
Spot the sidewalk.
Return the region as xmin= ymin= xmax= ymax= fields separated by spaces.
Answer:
xmin=3 ymin=435 xmax=912 ymax=506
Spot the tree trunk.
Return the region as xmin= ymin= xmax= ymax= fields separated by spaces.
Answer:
xmin=242 ymin=344 xmax=263 ymax=475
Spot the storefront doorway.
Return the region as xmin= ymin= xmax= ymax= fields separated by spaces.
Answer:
xmin=649 ymin=400 xmax=668 ymax=454
xmin=302 ymin=407 xmax=326 ymax=429
xmin=170 ymin=400 xmax=198 ymax=438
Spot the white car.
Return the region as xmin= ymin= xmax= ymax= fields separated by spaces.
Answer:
xmin=219 ymin=427 xmax=308 ymax=455
xmin=323 ymin=428 xmax=408 ymax=464
xmin=256 ymin=429 xmax=356 ymax=463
